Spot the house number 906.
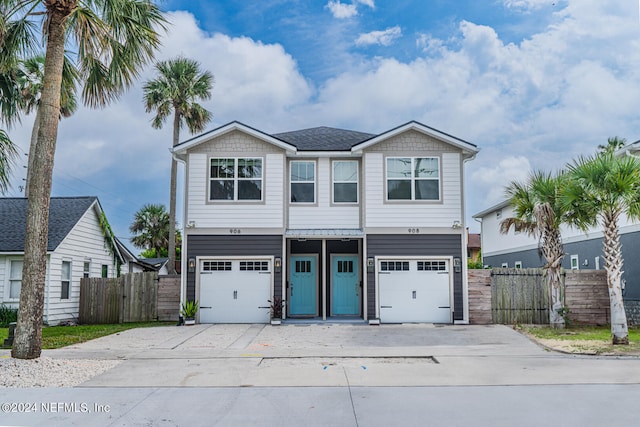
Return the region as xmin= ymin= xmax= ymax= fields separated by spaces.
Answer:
xmin=408 ymin=228 xmax=420 ymax=234
xmin=229 ymin=228 xmax=242 ymax=234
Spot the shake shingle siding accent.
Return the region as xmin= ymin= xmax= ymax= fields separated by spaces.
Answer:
xmin=186 ymin=235 xmax=283 ymax=301
xmin=366 ymin=234 xmax=463 ymax=321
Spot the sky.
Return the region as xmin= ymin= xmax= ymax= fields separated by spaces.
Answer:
xmin=5 ymin=0 xmax=640 ymax=253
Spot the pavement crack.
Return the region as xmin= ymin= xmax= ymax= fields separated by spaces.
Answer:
xmin=343 ymin=367 xmax=360 ymax=427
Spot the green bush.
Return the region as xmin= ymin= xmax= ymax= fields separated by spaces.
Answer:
xmin=0 ymin=305 xmax=18 ymax=327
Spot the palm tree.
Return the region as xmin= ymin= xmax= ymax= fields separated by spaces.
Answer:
xmin=18 ymin=54 xmax=78 ymax=196
xmin=0 ymin=128 xmax=17 ymax=193
xmin=143 ymin=57 xmax=213 ymax=275
xmin=1 ymin=0 xmax=166 ymax=359
xmin=130 ymin=204 xmax=171 ymax=259
xmin=562 ymin=152 xmax=640 ymax=344
xmin=500 ymin=171 xmax=567 ymax=328
xmin=597 ymin=136 xmax=626 ymax=154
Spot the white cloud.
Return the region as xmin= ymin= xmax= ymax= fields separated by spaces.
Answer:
xmin=502 ymin=0 xmax=553 ymax=12
xmin=356 ymin=0 xmax=375 ymax=9
xmin=355 ymin=26 xmax=402 ymax=46
xmin=470 ymin=156 xmax=532 ymax=208
xmin=326 ymin=1 xmax=358 ymax=19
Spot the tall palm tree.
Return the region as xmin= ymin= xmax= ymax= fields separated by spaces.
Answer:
xmin=18 ymin=54 xmax=78 ymax=196
xmin=562 ymin=152 xmax=640 ymax=344
xmin=1 ymin=0 xmax=166 ymax=359
xmin=0 ymin=128 xmax=17 ymax=193
xmin=130 ymin=204 xmax=170 ymax=259
xmin=143 ymin=57 xmax=213 ymax=275
xmin=500 ymin=170 xmax=567 ymax=328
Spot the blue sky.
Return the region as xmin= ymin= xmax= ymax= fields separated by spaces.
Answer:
xmin=5 ymin=0 xmax=640 ymax=252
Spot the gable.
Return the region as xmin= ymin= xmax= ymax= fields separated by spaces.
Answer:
xmin=189 ymin=129 xmax=285 ymax=155
xmin=362 ymin=129 xmax=461 ymax=155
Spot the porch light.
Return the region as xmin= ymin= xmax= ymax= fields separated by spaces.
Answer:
xmin=367 ymin=257 xmax=374 ymax=273
xmin=188 ymin=257 xmax=196 ymax=273
xmin=274 ymin=257 xmax=282 ymax=273
xmin=451 ymin=220 xmax=462 ymax=229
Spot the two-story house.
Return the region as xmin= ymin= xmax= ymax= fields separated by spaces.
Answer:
xmin=172 ymin=121 xmax=479 ymax=324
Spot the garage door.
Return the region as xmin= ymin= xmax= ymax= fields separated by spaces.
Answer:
xmin=378 ymin=259 xmax=451 ymax=323
xmin=199 ymin=259 xmax=272 ymax=323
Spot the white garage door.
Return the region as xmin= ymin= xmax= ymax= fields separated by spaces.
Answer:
xmin=378 ymin=259 xmax=451 ymax=323
xmin=199 ymin=259 xmax=272 ymax=323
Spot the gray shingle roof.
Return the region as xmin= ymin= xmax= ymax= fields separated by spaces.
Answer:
xmin=0 ymin=197 xmax=97 ymax=252
xmin=272 ymin=126 xmax=375 ymax=151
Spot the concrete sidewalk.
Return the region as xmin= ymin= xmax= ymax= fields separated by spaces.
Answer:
xmin=23 ymin=323 xmax=640 ymax=388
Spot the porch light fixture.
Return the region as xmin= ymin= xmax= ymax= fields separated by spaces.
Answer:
xmin=274 ymin=257 xmax=282 ymax=273
xmin=367 ymin=257 xmax=374 ymax=273
xmin=188 ymin=257 xmax=196 ymax=273
xmin=451 ymin=220 xmax=462 ymax=229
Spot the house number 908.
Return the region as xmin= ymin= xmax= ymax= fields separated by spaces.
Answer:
xmin=408 ymin=228 xmax=420 ymax=234
xmin=229 ymin=228 xmax=242 ymax=234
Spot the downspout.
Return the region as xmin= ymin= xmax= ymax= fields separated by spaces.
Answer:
xmin=458 ymin=152 xmax=478 ymax=325
xmin=172 ymin=150 xmax=188 ymax=312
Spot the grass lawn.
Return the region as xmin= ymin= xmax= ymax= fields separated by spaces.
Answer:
xmin=0 ymin=322 xmax=173 ymax=350
xmin=521 ymin=325 xmax=640 ymax=355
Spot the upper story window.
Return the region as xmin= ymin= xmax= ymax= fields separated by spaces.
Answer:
xmin=386 ymin=157 xmax=440 ymax=201
xmin=210 ymin=158 xmax=263 ymax=201
xmin=333 ymin=160 xmax=358 ymax=204
xmin=290 ymin=161 xmax=315 ymax=203
xmin=8 ymin=259 xmax=23 ymax=300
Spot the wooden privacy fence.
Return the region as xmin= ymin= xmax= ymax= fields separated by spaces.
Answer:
xmin=79 ymin=273 xmax=180 ymax=324
xmin=491 ymin=268 xmax=550 ymax=324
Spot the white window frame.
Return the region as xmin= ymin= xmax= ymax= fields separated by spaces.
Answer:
xmin=514 ymin=261 xmax=522 ymax=269
xmin=6 ymin=258 xmax=23 ymax=301
xmin=209 ymin=157 xmax=264 ymax=202
xmin=290 ymin=160 xmax=316 ymax=204
xmin=501 ymin=262 xmax=508 ymax=268
xmin=570 ymin=255 xmax=579 ymax=270
xmin=83 ymin=260 xmax=91 ymax=278
xmin=386 ymin=157 xmax=440 ymax=201
xmin=61 ymin=260 xmax=71 ymax=300
xmin=332 ymin=160 xmax=358 ymax=204
xmin=595 ymin=256 xmax=600 ymax=270
xmin=102 ymin=264 xmax=109 ymax=278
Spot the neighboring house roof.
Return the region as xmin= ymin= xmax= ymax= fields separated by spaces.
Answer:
xmin=272 ymin=127 xmax=375 ymax=151
xmin=139 ymin=257 xmax=169 ymax=270
xmin=0 ymin=197 xmax=99 ymax=252
xmin=472 ymin=200 xmax=511 ymax=219
xmin=468 ymin=233 xmax=481 ymax=250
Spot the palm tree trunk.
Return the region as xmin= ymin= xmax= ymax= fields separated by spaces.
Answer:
xmin=12 ymin=6 xmax=71 ymax=359
xmin=167 ymin=111 xmax=179 ymax=275
xmin=536 ymin=204 xmax=565 ymax=328
xmin=602 ymin=212 xmax=629 ymax=344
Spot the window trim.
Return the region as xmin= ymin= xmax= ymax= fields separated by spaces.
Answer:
xmin=6 ymin=258 xmax=23 ymax=301
xmin=332 ymin=160 xmax=359 ymax=205
xmin=61 ymin=260 xmax=71 ymax=300
xmin=83 ymin=260 xmax=91 ymax=278
xmin=514 ymin=261 xmax=522 ymax=269
xmin=208 ymin=157 xmax=264 ymax=203
xmin=290 ymin=160 xmax=317 ymax=204
xmin=570 ymin=255 xmax=579 ymax=270
xmin=385 ymin=156 xmax=441 ymax=202
xmin=101 ymin=264 xmax=109 ymax=278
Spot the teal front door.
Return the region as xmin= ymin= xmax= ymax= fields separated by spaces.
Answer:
xmin=289 ymin=256 xmax=317 ymax=316
xmin=332 ymin=255 xmax=359 ymax=315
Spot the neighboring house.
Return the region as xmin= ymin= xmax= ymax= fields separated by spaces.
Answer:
xmin=138 ymin=257 xmax=170 ymax=275
xmin=0 ymin=197 xmax=124 ymax=325
xmin=116 ymin=239 xmax=166 ymax=274
xmin=467 ymin=230 xmax=481 ymax=264
xmin=173 ymin=120 xmax=479 ymax=324
xmin=473 ymin=201 xmax=640 ymax=316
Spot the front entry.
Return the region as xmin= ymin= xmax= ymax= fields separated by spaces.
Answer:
xmin=289 ymin=255 xmax=317 ymax=316
xmin=332 ymin=255 xmax=360 ymax=315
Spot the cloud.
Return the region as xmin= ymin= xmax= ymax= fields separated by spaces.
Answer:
xmin=356 ymin=0 xmax=375 ymax=8
xmin=470 ymin=156 xmax=532 ymax=208
xmin=326 ymin=1 xmax=358 ymax=19
xmin=502 ymin=0 xmax=554 ymax=12
xmin=355 ymin=26 xmax=402 ymax=46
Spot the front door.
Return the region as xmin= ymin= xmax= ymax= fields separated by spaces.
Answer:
xmin=289 ymin=255 xmax=317 ymax=316
xmin=332 ymin=255 xmax=359 ymax=315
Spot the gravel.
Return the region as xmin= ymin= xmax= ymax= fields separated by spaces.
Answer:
xmin=0 ymin=356 xmax=120 ymax=388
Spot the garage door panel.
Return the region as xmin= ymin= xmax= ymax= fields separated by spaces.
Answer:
xmin=378 ymin=259 xmax=451 ymax=324
xmin=199 ymin=260 xmax=271 ymax=324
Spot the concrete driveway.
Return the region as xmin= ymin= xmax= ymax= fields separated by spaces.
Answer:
xmin=40 ymin=323 xmax=640 ymax=387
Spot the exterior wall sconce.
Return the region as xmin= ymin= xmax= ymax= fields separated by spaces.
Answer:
xmin=188 ymin=257 xmax=196 ymax=273
xmin=274 ymin=257 xmax=282 ymax=273
xmin=367 ymin=257 xmax=375 ymax=273
xmin=453 ymin=257 xmax=461 ymax=273
xmin=452 ymin=220 xmax=462 ymax=229
xmin=186 ymin=220 xmax=196 ymax=228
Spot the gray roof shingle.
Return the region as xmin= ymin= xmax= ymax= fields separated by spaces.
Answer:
xmin=272 ymin=126 xmax=375 ymax=151
xmin=0 ymin=197 xmax=97 ymax=252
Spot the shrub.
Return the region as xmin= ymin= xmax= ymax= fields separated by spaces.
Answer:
xmin=0 ymin=305 xmax=18 ymax=327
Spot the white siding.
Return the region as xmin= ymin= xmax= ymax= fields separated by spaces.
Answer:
xmin=288 ymin=158 xmax=360 ymax=229
xmin=187 ymin=153 xmax=284 ymax=228
xmin=364 ymin=152 xmax=462 ymax=228
xmin=45 ymin=206 xmax=116 ymax=325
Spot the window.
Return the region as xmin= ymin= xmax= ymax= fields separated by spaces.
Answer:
xmin=9 ymin=260 xmax=23 ymax=299
xmin=514 ymin=261 xmax=522 ymax=269
xmin=418 ymin=261 xmax=447 ymax=271
xmin=203 ymin=261 xmax=232 ymax=271
xmin=501 ymin=262 xmax=508 ymax=268
xmin=333 ymin=161 xmax=358 ymax=203
xmin=240 ymin=261 xmax=269 ymax=271
xmin=210 ymin=158 xmax=263 ymax=201
xmin=290 ymin=161 xmax=315 ymax=203
xmin=295 ymin=260 xmax=312 ymax=273
xmin=570 ymin=255 xmax=579 ymax=270
xmin=337 ymin=260 xmax=354 ymax=273
xmin=101 ymin=265 xmax=109 ymax=278
xmin=61 ymin=261 xmax=71 ymax=300
xmin=83 ymin=261 xmax=90 ymax=278
xmin=386 ymin=157 xmax=439 ymax=201
xmin=380 ymin=261 xmax=410 ymax=271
